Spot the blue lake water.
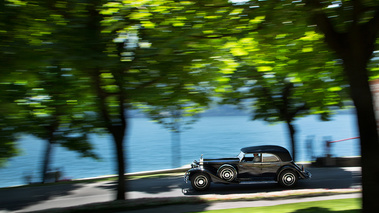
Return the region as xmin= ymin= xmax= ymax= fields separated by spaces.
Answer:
xmin=0 ymin=113 xmax=360 ymax=188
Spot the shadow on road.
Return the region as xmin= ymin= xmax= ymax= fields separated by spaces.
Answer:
xmin=124 ymin=202 xmax=213 ymax=213
xmin=0 ymin=182 xmax=81 ymax=211
xmin=182 ymin=167 xmax=361 ymax=196
xmin=96 ymin=176 xmax=186 ymax=195
xmin=0 ymin=167 xmax=361 ymax=213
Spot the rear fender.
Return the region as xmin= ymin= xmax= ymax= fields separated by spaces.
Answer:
xmin=276 ymin=165 xmax=304 ymax=181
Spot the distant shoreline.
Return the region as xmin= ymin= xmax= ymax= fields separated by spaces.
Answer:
xmin=129 ymin=105 xmax=355 ymax=118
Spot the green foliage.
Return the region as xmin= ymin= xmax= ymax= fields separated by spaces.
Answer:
xmin=20 ymin=66 xmax=99 ymax=159
xmin=0 ymin=0 xmax=353 ymax=165
xmin=216 ymin=1 xmax=349 ymax=125
xmin=0 ymin=122 xmax=19 ymax=167
xmin=104 ymin=0 xmax=234 ymax=132
xmin=0 ymin=0 xmax=104 ymax=166
xmin=194 ymin=198 xmax=360 ymax=213
xmin=1 ymin=0 xmax=374 ymax=181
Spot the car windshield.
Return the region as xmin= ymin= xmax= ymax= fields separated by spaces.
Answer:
xmin=237 ymin=151 xmax=245 ymax=161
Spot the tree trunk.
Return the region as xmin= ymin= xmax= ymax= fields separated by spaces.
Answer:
xmin=92 ymin=69 xmax=128 ymax=200
xmin=110 ymin=125 xmax=127 ymax=200
xmin=285 ymin=120 xmax=296 ymax=162
xmin=305 ymin=2 xmax=379 ymax=210
xmin=41 ymin=139 xmax=53 ymax=183
xmin=171 ymin=130 xmax=181 ymax=168
xmin=343 ymin=57 xmax=379 ymax=211
xmin=338 ymin=23 xmax=379 ymax=211
xmin=171 ymin=110 xmax=181 ymax=168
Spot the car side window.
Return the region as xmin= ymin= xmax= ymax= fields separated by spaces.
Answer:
xmin=243 ymin=153 xmax=261 ymax=162
xmin=262 ymin=153 xmax=280 ymax=162
xmin=243 ymin=153 xmax=254 ymax=161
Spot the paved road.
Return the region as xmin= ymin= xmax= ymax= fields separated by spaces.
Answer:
xmin=0 ymin=167 xmax=361 ymax=212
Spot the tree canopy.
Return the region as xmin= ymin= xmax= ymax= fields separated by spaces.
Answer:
xmin=218 ymin=11 xmax=348 ymax=160
xmin=1 ymin=0 xmax=379 ymax=210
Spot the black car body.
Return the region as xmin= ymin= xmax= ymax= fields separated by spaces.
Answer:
xmin=184 ymin=145 xmax=311 ymax=191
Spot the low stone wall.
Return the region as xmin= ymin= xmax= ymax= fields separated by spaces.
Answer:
xmin=313 ymin=156 xmax=361 ymax=167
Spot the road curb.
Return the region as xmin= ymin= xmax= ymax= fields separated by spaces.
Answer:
xmin=197 ymin=188 xmax=361 ymax=201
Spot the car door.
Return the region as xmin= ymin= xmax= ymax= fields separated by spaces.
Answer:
xmin=237 ymin=153 xmax=262 ymax=179
xmin=261 ymin=153 xmax=281 ymax=179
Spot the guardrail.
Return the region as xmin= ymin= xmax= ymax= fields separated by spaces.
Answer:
xmin=319 ymin=136 xmax=361 ymax=167
xmin=327 ymin=137 xmax=360 ymax=144
xmin=325 ymin=137 xmax=360 ymax=157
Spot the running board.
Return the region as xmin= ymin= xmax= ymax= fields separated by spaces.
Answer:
xmin=239 ymin=180 xmax=277 ymax=185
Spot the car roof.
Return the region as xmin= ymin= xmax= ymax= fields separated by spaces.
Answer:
xmin=240 ymin=145 xmax=292 ymax=161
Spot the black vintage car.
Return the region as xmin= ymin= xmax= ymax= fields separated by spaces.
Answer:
xmin=184 ymin=145 xmax=311 ymax=191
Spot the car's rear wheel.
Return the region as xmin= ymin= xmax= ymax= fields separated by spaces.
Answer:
xmin=279 ymin=170 xmax=298 ymax=187
xmin=191 ymin=173 xmax=211 ymax=191
xmin=217 ymin=164 xmax=237 ymax=182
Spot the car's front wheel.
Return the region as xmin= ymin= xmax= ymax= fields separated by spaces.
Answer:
xmin=278 ymin=170 xmax=298 ymax=187
xmin=191 ymin=173 xmax=211 ymax=191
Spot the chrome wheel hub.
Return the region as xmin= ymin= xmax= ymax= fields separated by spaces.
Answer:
xmin=282 ymin=173 xmax=296 ymax=186
xmin=194 ymin=175 xmax=208 ymax=188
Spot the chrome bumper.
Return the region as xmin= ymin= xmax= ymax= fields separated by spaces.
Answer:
xmin=184 ymin=171 xmax=190 ymax=183
xmin=303 ymin=170 xmax=312 ymax=179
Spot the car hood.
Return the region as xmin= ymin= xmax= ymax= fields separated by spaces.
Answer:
xmin=203 ymin=158 xmax=240 ymax=165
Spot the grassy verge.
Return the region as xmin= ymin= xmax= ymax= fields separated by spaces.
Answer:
xmin=33 ymin=190 xmax=361 ymax=213
xmin=194 ymin=198 xmax=361 ymax=213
